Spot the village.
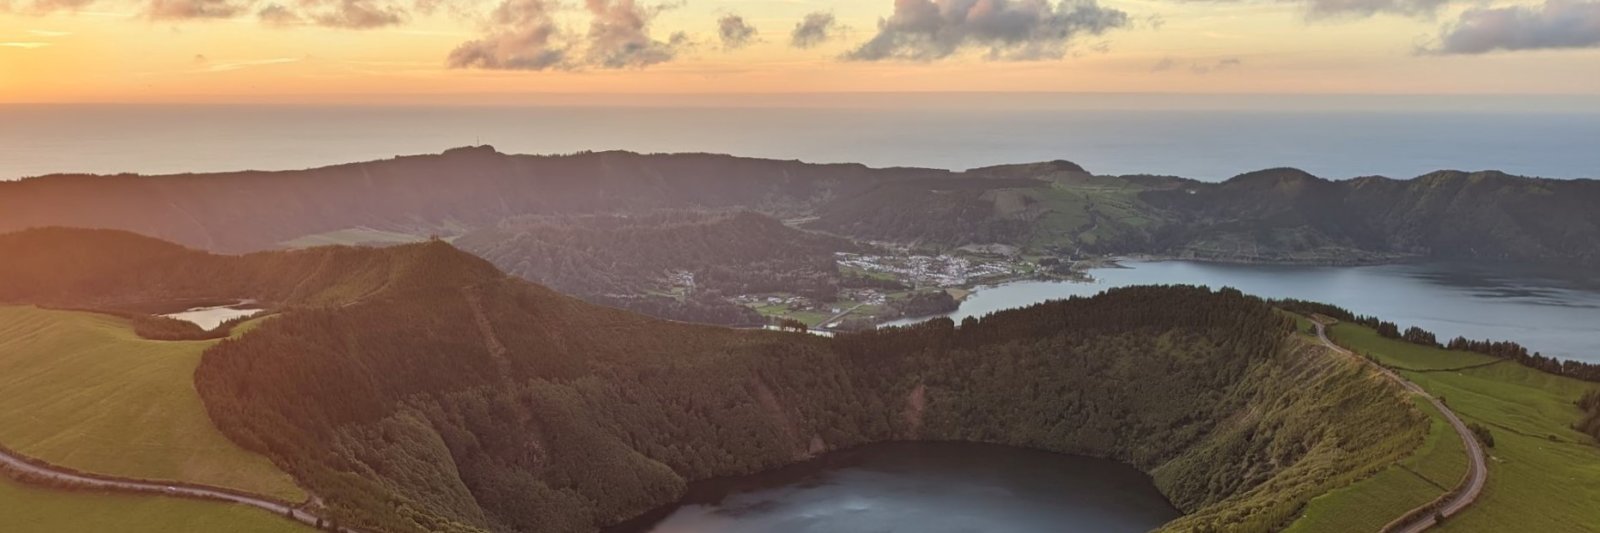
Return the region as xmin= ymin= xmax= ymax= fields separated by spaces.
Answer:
xmin=730 ymin=251 xmax=1046 ymax=332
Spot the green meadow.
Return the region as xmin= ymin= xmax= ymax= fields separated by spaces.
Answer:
xmin=0 ymin=306 xmax=304 ymax=501
xmin=1 ymin=475 xmax=311 ymax=533
xmin=1330 ymin=323 xmax=1600 ymax=532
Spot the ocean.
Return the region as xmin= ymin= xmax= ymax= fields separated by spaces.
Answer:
xmin=2 ymin=103 xmax=1597 ymax=181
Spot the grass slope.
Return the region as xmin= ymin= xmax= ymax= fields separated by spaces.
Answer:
xmin=0 ymin=306 xmax=304 ymax=501
xmin=1 ymin=475 xmax=311 ymax=533
xmin=1285 ymin=396 xmax=1467 ymax=533
xmin=1330 ymin=323 xmax=1600 ymax=532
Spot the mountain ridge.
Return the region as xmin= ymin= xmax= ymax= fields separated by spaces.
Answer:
xmin=3 ymin=148 xmax=1596 ymax=268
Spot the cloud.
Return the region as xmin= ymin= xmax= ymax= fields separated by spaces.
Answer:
xmin=718 ymin=13 xmax=757 ymax=50
xmin=257 ymin=2 xmax=297 ymax=24
xmin=0 ymin=41 xmax=52 ymax=48
xmin=1301 ymin=0 xmax=1447 ymax=19
xmin=1190 ymin=56 xmax=1241 ymax=73
xmin=311 ymin=0 xmax=406 ymax=28
xmin=256 ymin=0 xmax=406 ymax=28
xmin=1174 ymin=0 xmax=1447 ymax=19
xmin=1425 ymin=0 xmax=1600 ymax=54
xmin=192 ymin=56 xmax=301 ymax=72
xmin=147 ymin=0 xmax=250 ymax=19
xmin=447 ymin=0 xmax=570 ymax=69
xmin=581 ymin=0 xmax=685 ymax=68
xmin=0 ymin=0 xmax=97 ymax=14
xmin=2 ymin=0 xmax=403 ymax=27
xmin=1152 ymin=55 xmax=1242 ymax=73
xmin=846 ymin=0 xmax=1130 ymax=62
xmin=790 ymin=11 xmax=838 ymax=48
xmin=449 ymin=0 xmax=686 ymax=70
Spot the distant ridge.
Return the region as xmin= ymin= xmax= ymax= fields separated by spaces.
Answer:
xmin=1 ymin=148 xmax=1596 ymax=267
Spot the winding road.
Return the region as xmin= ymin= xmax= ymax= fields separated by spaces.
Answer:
xmin=0 ymin=444 xmax=353 ymax=532
xmin=1312 ymin=321 xmax=1488 ymax=532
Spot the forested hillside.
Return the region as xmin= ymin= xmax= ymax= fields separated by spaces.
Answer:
xmin=1142 ymin=169 xmax=1600 ymax=265
xmin=454 ymin=211 xmax=856 ymax=325
xmin=0 ymin=148 xmax=948 ymax=252
xmin=0 ymin=229 xmax=1425 ymax=533
xmin=2 ymin=148 xmax=1596 ymax=267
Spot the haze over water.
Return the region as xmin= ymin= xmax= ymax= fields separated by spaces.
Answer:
xmin=3 ymin=103 xmax=1598 ymax=181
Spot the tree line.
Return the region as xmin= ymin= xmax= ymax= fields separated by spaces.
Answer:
xmin=1273 ymin=298 xmax=1600 ymax=383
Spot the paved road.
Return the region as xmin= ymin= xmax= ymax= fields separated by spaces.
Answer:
xmin=1313 ymin=322 xmax=1488 ymax=532
xmin=0 ymin=445 xmax=353 ymax=532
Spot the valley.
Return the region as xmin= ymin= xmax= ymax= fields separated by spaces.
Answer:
xmin=1 ymin=150 xmax=1597 ymax=533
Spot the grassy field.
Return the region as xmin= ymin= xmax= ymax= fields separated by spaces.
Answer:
xmin=1 ymin=475 xmax=311 ymax=533
xmin=1330 ymin=323 xmax=1600 ymax=532
xmin=0 ymin=306 xmax=304 ymax=501
xmin=1285 ymin=396 xmax=1466 ymax=533
xmin=1330 ymin=324 xmax=1501 ymax=371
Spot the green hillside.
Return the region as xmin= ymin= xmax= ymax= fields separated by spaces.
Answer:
xmin=0 ymin=306 xmax=304 ymax=501
xmin=1330 ymin=323 xmax=1600 ymax=532
xmin=1284 ymin=396 xmax=1467 ymax=533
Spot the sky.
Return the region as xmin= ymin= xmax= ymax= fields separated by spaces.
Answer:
xmin=1 ymin=0 xmax=1598 ymax=103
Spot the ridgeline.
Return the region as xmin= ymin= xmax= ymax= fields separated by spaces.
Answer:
xmin=2 ymin=149 xmax=1596 ymax=267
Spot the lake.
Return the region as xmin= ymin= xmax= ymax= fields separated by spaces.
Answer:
xmin=161 ymin=303 xmax=262 ymax=330
xmin=614 ymin=441 xmax=1179 ymax=533
xmin=887 ymin=260 xmax=1600 ymax=364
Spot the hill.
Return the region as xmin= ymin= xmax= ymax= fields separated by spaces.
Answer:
xmin=0 ymin=149 xmax=949 ymax=253
xmin=3 ymin=149 xmax=1597 ymax=268
xmin=1142 ymin=169 xmax=1600 ymax=265
xmin=0 ymin=228 xmax=1426 ymax=533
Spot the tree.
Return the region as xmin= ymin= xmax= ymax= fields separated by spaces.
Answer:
xmin=1468 ymin=423 xmax=1496 ymax=448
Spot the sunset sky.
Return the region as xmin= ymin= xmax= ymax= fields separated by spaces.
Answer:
xmin=2 ymin=0 xmax=1598 ymax=103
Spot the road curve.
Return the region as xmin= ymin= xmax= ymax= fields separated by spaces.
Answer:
xmin=1312 ymin=321 xmax=1488 ymax=533
xmin=0 ymin=444 xmax=355 ymax=532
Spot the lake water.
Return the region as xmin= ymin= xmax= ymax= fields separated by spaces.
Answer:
xmin=3 ymin=104 xmax=1598 ymax=182
xmin=161 ymin=304 xmax=262 ymax=330
xmin=615 ymin=441 xmax=1179 ymax=533
xmin=887 ymin=260 xmax=1600 ymax=364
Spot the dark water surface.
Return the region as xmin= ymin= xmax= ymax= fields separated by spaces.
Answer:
xmin=615 ymin=442 xmax=1179 ymax=533
xmin=888 ymin=260 xmax=1600 ymax=363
